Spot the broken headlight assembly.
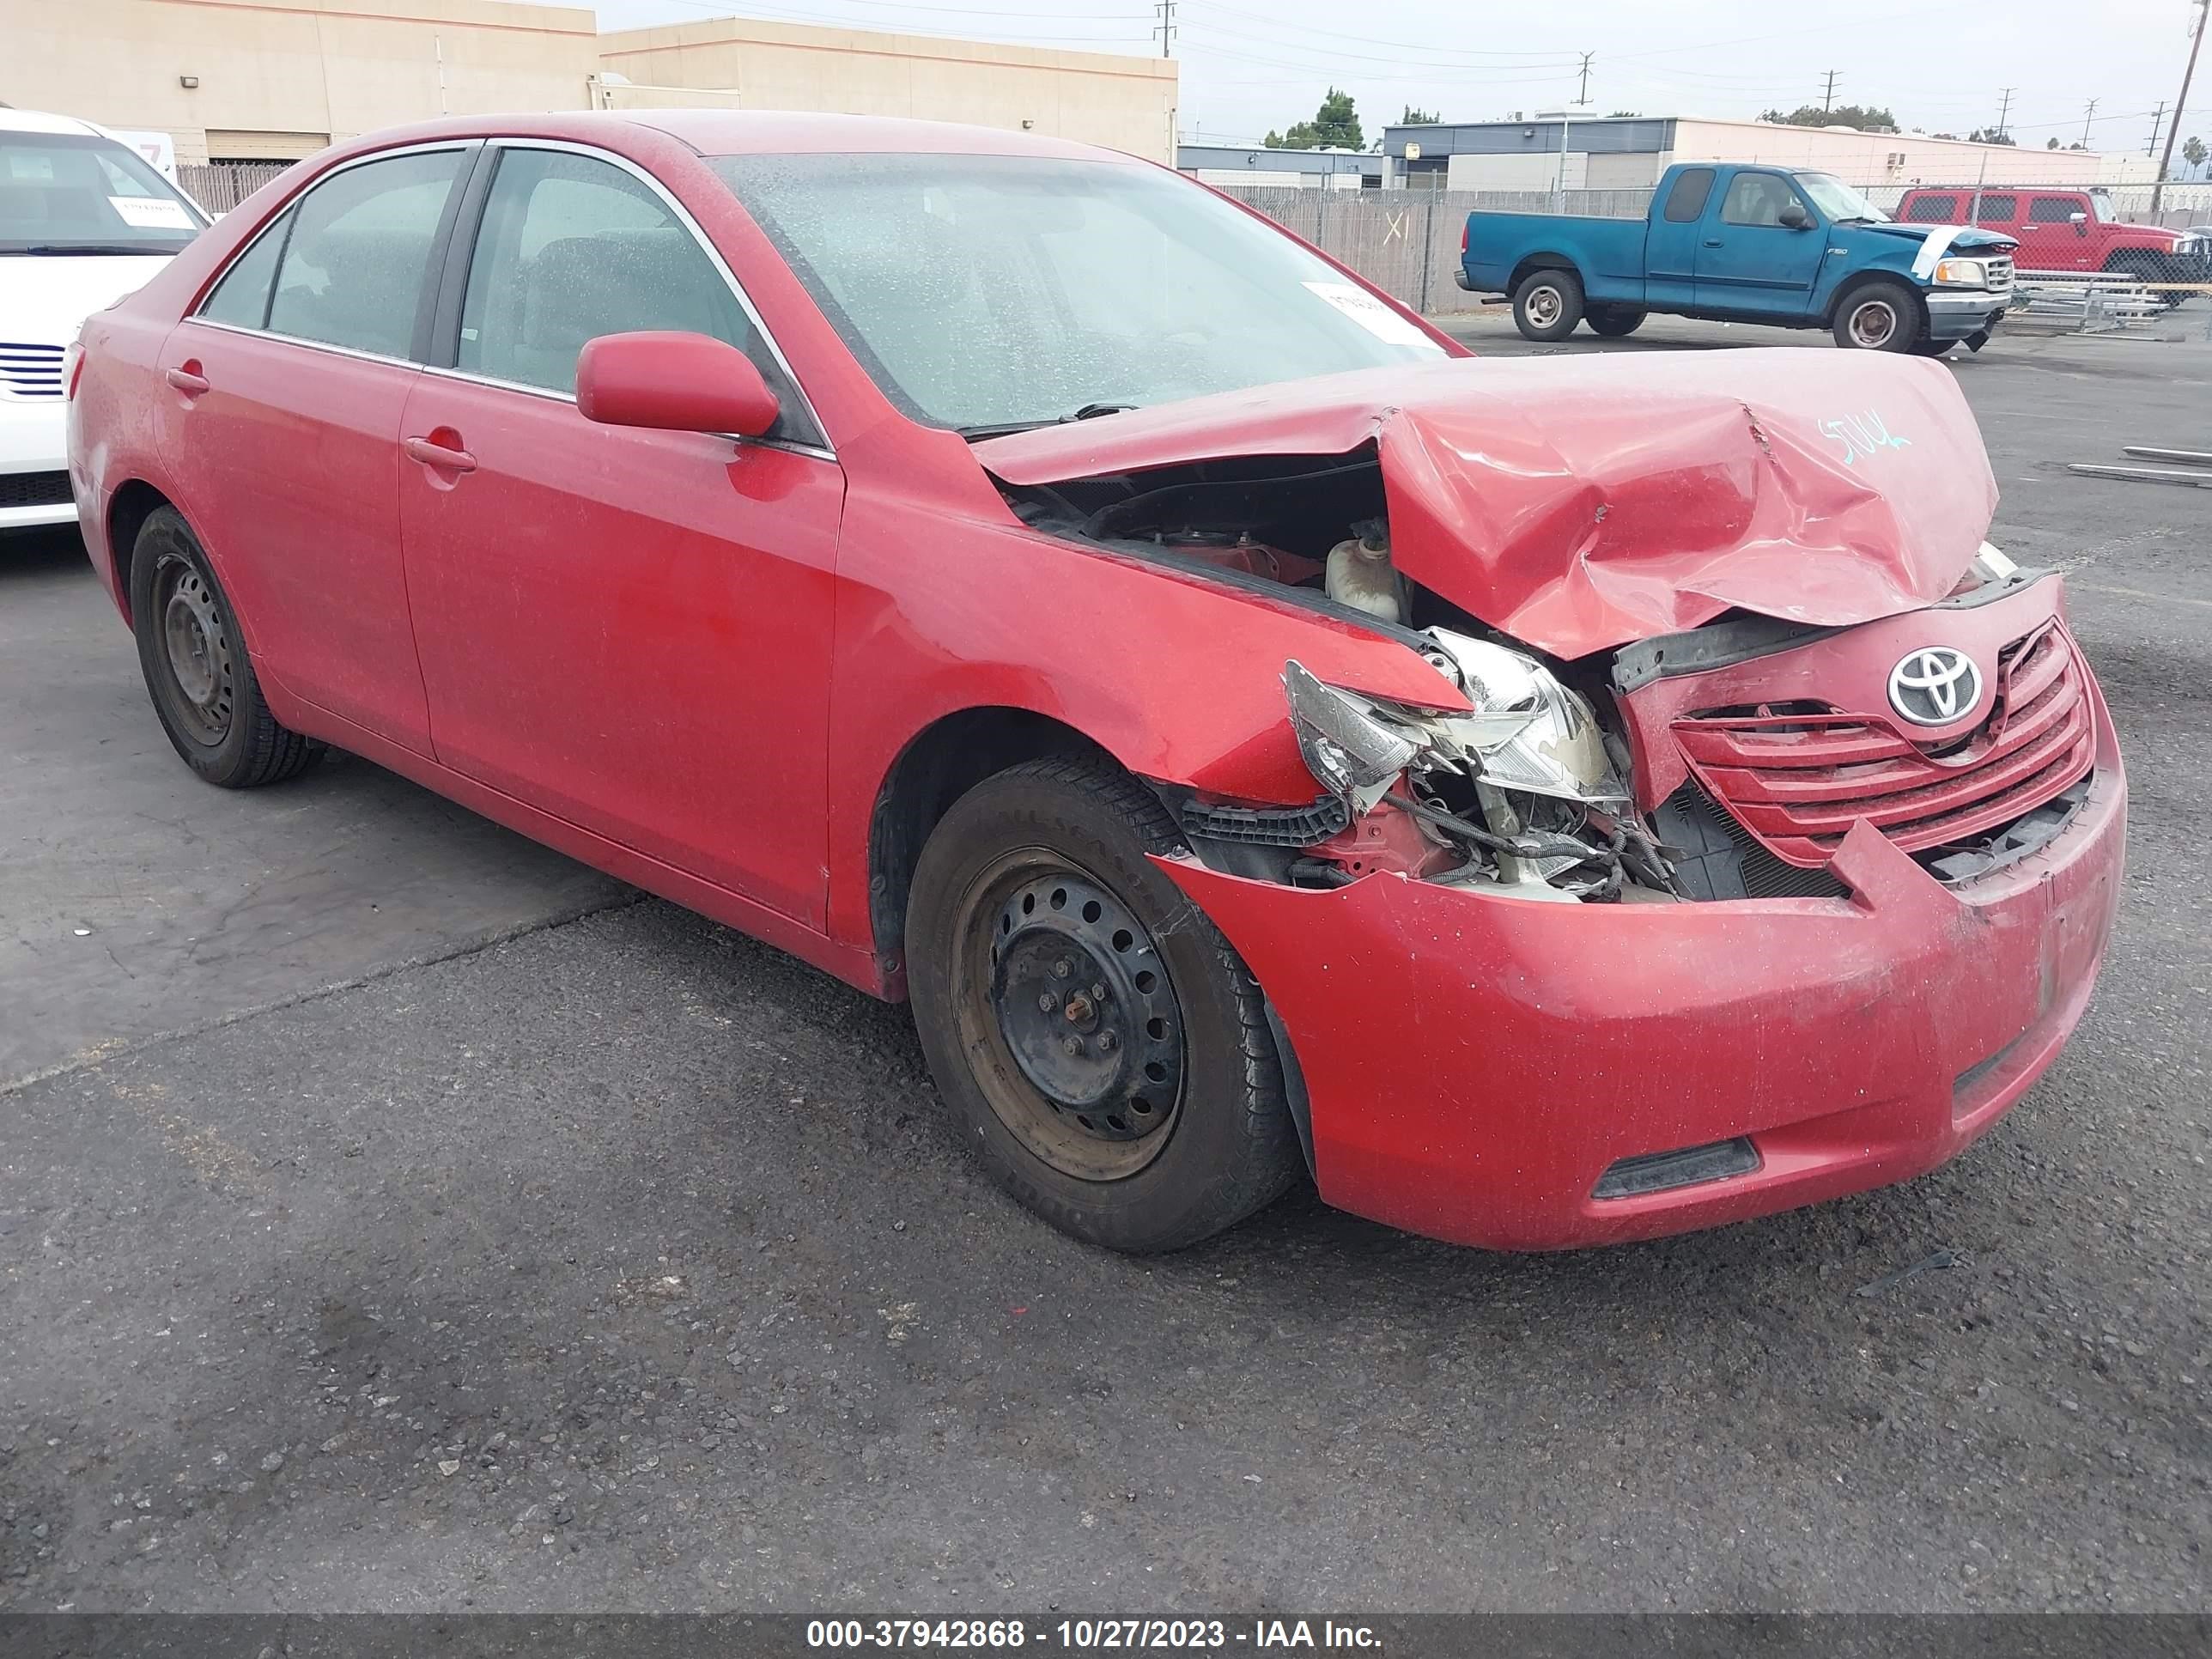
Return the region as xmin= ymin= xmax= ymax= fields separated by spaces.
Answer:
xmin=1277 ymin=633 xmax=1677 ymax=903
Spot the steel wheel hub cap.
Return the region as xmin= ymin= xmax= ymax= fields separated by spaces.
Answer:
xmin=1852 ymin=300 xmax=1897 ymax=346
xmin=159 ymin=563 xmax=234 ymax=738
xmin=1528 ymin=288 xmax=1562 ymax=326
xmin=988 ymin=873 xmax=1182 ymax=1144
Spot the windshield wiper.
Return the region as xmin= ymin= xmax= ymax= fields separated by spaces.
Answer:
xmin=15 ymin=243 xmax=174 ymax=257
xmin=957 ymin=402 xmax=1141 ymax=442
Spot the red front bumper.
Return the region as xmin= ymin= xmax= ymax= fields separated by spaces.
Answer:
xmin=1164 ymin=711 xmax=2125 ymax=1252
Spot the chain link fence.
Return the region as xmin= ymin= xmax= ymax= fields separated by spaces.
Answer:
xmin=177 ymin=162 xmax=289 ymax=215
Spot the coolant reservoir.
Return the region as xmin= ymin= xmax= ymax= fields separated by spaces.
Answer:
xmin=1326 ymin=518 xmax=1400 ymax=623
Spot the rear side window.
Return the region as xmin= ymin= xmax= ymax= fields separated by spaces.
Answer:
xmin=2028 ymin=196 xmax=2081 ymax=223
xmin=1974 ymin=193 xmax=2017 ymax=225
xmin=198 ymin=210 xmax=289 ymax=329
xmin=266 ymin=149 xmax=467 ymax=360
xmin=1662 ymin=167 xmax=1715 ymax=222
xmin=1904 ymin=194 xmax=1960 ymax=222
xmin=456 ymin=147 xmax=813 ymax=442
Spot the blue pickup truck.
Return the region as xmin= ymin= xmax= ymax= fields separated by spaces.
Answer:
xmin=1460 ymin=162 xmax=2017 ymax=354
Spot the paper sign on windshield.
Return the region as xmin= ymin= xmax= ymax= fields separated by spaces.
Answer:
xmin=1301 ymin=281 xmax=1437 ymax=349
xmin=110 ymin=195 xmax=194 ymax=230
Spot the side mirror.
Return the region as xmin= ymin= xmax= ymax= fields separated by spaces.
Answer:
xmin=1778 ymin=201 xmax=1812 ymax=229
xmin=575 ymin=331 xmax=780 ymax=439
xmin=2069 ymin=211 xmax=2089 ymax=235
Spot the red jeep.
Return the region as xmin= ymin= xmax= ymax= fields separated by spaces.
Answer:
xmin=1896 ymin=185 xmax=2210 ymax=292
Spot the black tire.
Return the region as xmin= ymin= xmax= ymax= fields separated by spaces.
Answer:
xmin=129 ymin=506 xmax=324 ymax=788
xmin=1831 ymin=279 xmax=1923 ymax=351
xmin=905 ymin=755 xmax=1304 ymax=1253
xmin=1585 ymin=305 xmax=1647 ymax=337
xmin=1909 ymin=338 xmax=1957 ymax=357
xmin=1511 ymin=267 xmax=1584 ymax=342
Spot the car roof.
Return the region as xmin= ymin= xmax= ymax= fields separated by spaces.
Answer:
xmin=0 ymin=107 xmax=104 ymax=138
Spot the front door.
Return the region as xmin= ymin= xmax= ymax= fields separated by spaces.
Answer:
xmin=396 ymin=143 xmax=843 ymax=926
xmin=161 ymin=144 xmax=474 ymax=753
xmin=1692 ymin=170 xmax=1828 ymax=319
xmin=2023 ymin=195 xmax=2092 ymax=270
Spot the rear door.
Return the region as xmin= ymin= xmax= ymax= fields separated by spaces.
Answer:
xmin=1692 ymin=170 xmax=1827 ymax=318
xmin=161 ymin=143 xmax=475 ymax=754
xmin=395 ymin=141 xmax=844 ymax=925
xmin=2024 ymin=194 xmax=2090 ymax=270
xmin=1643 ymin=166 xmax=1714 ymax=308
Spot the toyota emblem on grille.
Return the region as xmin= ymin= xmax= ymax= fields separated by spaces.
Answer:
xmin=1887 ymin=646 xmax=1982 ymax=726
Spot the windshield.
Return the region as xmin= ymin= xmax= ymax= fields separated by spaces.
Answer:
xmin=1793 ymin=173 xmax=1889 ymax=224
xmin=1 ymin=129 xmax=207 ymax=255
xmin=712 ymin=152 xmax=1446 ymax=434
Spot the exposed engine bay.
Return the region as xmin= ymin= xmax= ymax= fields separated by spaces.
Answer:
xmin=1003 ymin=447 xmax=2086 ymax=906
xmin=1003 ymin=448 xmax=1686 ymax=902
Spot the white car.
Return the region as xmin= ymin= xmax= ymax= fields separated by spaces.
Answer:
xmin=3 ymin=107 xmax=210 ymax=532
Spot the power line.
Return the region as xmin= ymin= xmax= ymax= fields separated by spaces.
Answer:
xmin=1577 ymin=52 xmax=1594 ymax=105
xmin=1821 ymin=69 xmax=1838 ymax=112
xmin=1153 ymin=0 xmax=1173 ymax=58
xmin=2154 ymin=0 xmax=2208 ymax=210
xmin=1995 ymin=86 xmax=2015 ymax=138
xmin=2148 ymin=100 xmax=2166 ymax=155
xmin=2080 ymin=97 xmax=2099 ymax=146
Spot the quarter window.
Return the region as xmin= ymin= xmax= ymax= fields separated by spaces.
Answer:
xmin=1720 ymin=173 xmax=1802 ymax=228
xmin=1662 ymin=167 xmax=1715 ymax=222
xmin=1904 ymin=194 xmax=1960 ymax=222
xmin=199 ymin=209 xmax=291 ymax=329
xmin=2028 ymin=196 xmax=2081 ymax=223
xmin=457 ymin=148 xmax=811 ymax=442
xmin=265 ymin=149 xmax=468 ymax=360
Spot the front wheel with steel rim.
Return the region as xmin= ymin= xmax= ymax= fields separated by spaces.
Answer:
xmin=906 ymin=755 xmax=1304 ymax=1253
xmin=1831 ymin=279 xmax=1923 ymax=352
xmin=129 ymin=506 xmax=325 ymax=788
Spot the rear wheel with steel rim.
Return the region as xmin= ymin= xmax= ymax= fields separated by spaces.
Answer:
xmin=906 ymin=756 xmax=1304 ymax=1252
xmin=130 ymin=507 xmax=324 ymax=788
xmin=1511 ymin=267 xmax=1584 ymax=343
xmin=1832 ymin=279 xmax=1923 ymax=351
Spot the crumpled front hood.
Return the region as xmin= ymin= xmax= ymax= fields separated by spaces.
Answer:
xmin=975 ymin=351 xmax=1996 ymax=659
xmin=1859 ymin=222 xmax=2016 ymax=253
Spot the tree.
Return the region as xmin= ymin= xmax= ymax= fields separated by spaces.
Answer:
xmin=1758 ymin=102 xmax=1896 ymax=131
xmin=1930 ymin=131 xmax=1960 ymax=140
xmin=2186 ymin=135 xmax=2208 ymax=174
xmin=1607 ymin=109 xmax=1643 ymax=118
xmin=1400 ymin=105 xmax=1439 ymax=125
xmin=1267 ymin=88 xmax=1364 ymax=150
xmin=1967 ymin=126 xmax=2017 ymax=146
xmin=2047 ymin=136 xmax=2061 ymax=149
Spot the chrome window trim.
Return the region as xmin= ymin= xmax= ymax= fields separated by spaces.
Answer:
xmin=181 ymin=313 xmax=422 ymax=374
xmin=474 ymin=137 xmax=833 ymax=455
xmin=189 ymin=139 xmax=479 ymax=338
xmin=419 ymin=361 xmax=837 ymax=464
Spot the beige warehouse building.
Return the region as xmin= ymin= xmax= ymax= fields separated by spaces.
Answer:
xmin=0 ymin=0 xmax=1178 ymax=166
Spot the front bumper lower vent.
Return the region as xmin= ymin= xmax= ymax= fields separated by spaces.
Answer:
xmin=1592 ymin=1137 xmax=1761 ymax=1200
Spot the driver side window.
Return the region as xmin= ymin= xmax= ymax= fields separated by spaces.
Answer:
xmin=456 ymin=147 xmax=815 ymax=445
xmin=1721 ymin=173 xmax=1800 ymax=228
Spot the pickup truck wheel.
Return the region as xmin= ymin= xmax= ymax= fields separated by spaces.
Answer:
xmin=1512 ymin=269 xmax=1584 ymax=341
xmin=129 ymin=507 xmax=325 ymax=788
xmin=1832 ymin=280 xmax=1923 ymax=351
xmin=1585 ymin=306 xmax=1646 ymax=337
xmin=905 ymin=756 xmax=1304 ymax=1254
xmin=2106 ymin=250 xmax=2186 ymax=308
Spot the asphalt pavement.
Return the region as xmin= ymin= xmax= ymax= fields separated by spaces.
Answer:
xmin=1 ymin=319 xmax=2207 ymax=1613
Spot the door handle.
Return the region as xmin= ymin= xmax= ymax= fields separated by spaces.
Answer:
xmin=1703 ymin=238 xmax=1724 ymax=247
xmin=164 ymin=365 xmax=210 ymax=396
xmin=403 ymin=434 xmax=477 ymax=473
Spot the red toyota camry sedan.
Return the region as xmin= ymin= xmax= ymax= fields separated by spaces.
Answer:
xmin=67 ymin=112 xmax=2124 ymax=1253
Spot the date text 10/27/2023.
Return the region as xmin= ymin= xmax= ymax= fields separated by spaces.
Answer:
xmin=806 ymin=1620 xmax=1383 ymax=1650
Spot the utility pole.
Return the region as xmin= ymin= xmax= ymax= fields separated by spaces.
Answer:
xmin=2154 ymin=0 xmax=2208 ymax=213
xmin=2081 ymin=98 xmax=2099 ymax=147
xmin=1821 ymin=69 xmax=1838 ymax=113
xmin=2148 ymin=100 xmax=2166 ymax=155
xmin=1576 ymin=52 xmax=1594 ymax=106
xmin=1995 ymin=86 xmax=2015 ymax=140
xmin=1153 ymin=0 xmax=1175 ymax=58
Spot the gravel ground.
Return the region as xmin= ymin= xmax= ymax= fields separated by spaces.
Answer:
xmin=0 ymin=320 xmax=2206 ymax=1613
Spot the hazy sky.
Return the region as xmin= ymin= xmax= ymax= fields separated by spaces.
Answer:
xmin=588 ymin=0 xmax=2208 ymax=153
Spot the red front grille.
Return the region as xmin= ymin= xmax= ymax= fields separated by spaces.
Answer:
xmin=1673 ymin=621 xmax=2095 ymax=868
